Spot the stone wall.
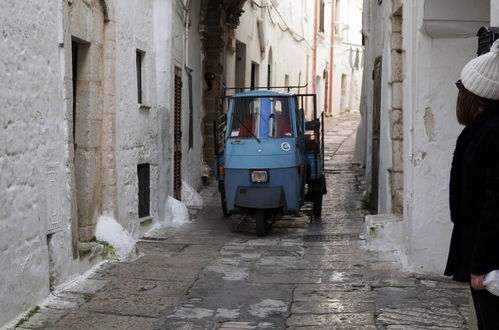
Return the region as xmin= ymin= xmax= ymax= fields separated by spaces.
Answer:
xmin=200 ymin=0 xmax=227 ymax=169
xmin=389 ymin=3 xmax=404 ymax=215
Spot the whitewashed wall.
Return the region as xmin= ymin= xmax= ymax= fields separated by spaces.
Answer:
xmin=154 ymin=0 xmax=174 ymax=225
xmin=231 ymin=0 xmax=330 ymax=119
xmin=331 ymin=0 xmax=364 ymax=116
xmin=115 ymin=0 xmax=159 ymax=236
xmin=493 ymin=0 xmax=499 ymax=24
xmin=401 ymin=0 xmax=481 ymax=272
xmin=0 ymin=0 xmax=75 ymax=325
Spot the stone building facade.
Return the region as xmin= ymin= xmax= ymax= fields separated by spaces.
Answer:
xmin=0 ymin=0 xmax=203 ymax=325
xmin=222 ymin=0 xmax=339 ymax=121
xmin=331 ymin=0 xmax=364 ymax=116
xmin=0 ymin=0 xmax=345 ymax=326
xmin=359 ymin=0 xmax=495 ymax=274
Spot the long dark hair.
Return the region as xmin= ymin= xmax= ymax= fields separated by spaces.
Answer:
xmin=456 ymin=83 xmax=499 ymax=126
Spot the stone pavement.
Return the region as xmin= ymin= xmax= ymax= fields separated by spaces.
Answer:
xmin=13 ymin=113 xmax=469 ymax=330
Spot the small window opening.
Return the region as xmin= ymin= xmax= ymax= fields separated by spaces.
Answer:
xmin=138 ymin=163 xmax=150 ymax=218
xmin=251 ymin=62 xmax=259 ymax=90
xmin=136 ymin=50 xmax=144 ymax=104
xmin=267 ymin=64 xmax=272 ymax=89
xmin=187 ymin=68 xmax=194 ymax=149
xmin=319 ymin=0 xmax=325 ymax=33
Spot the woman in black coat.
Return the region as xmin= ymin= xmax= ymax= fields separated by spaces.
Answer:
xmin=445 ymin=41 xmax=499 ymax=329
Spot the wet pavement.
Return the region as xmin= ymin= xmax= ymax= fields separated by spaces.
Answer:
xmin=14 ymin=113 xmax=469 ymax=329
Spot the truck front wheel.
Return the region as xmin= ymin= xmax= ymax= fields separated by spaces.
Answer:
xmin=255 ymin=210 xmax=267 ymax=237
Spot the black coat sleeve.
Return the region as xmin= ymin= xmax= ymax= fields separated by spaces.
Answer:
xmin=471 ymin=129 xmax=499 ymax=275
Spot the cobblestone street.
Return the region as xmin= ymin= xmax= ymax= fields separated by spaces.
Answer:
xmin=15 ymin=114 xmax=469 ymax=330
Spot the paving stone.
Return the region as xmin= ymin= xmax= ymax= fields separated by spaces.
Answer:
xmin=298 ymin=259 xmax=367 ymax=271
xmin=287 ymin=327 xmax=376 ymax=330
xmin=100 ymin=278 xmax=189 ymax=296
xmin=82 ymin=291 xmax=177 ymax=317
xmin=45 ymin=292 xmax=89 ymax=310
xmin=217 ymin=321 xmax=276 ymax=329
xmin=286 ymin=312 xmax=375 ymax=326
xmin=135 ymin=241 xmax=188 ymax=255
xmin=185 ymin=282 xmax=294 ymax=311
xmin=130 ymin=254 xmax=207 ymax=271
xmin=107 ymin=263 xmax=200 ymax=282
xmin=295 ymin=283 xmax=371 ymax=292
xmin=377 ymin=306 xmax=467 ymax=328
xmin=290 ymin=301 xmax=375 ymax=314
xmin=65 ymin=279 xmax=108 ymax=295
xmin=249 ymin=269 xmax=323 ymax=284
xmin=54 ymin=311 xmax=159 ymax=330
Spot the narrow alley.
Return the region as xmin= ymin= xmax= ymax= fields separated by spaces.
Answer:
xmin=14 ymin=115 xmax=469 ymax=330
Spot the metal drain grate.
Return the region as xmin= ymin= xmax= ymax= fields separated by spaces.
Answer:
xmin=303 ymin=233 xmax=359 ymax=241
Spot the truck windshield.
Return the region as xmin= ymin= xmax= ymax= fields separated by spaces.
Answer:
xmin=229 ymin=97 xmax=293 ymax=139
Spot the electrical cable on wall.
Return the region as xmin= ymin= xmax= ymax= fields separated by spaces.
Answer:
xmin=249 ymin=0 xmax=313 ymax=49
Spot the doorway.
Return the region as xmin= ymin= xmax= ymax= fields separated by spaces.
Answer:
xmin=173 ymin=67 xmax=183 ymax=200
xmin=371 ymin=57 xmax=382 ymax=211
xmin=71 ymin=38 xmax=97 ymax=243
xmin=235 ymin=41 xmax=246 ymax=92
xmin=340 ymin=74 xmax=348 ymax=113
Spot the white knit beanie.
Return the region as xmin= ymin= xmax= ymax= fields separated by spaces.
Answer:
xmin=461 ymin=39 xmax=499 ymax=100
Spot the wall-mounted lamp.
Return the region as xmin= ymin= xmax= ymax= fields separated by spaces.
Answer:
xmin=205 ymin=73 xmax=216 ymax=91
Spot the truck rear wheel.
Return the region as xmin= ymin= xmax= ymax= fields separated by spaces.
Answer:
xmin=256 ymin=210 xmax=267 ymax=237
xmin=220 ymin=184 xmax=229 ymax=216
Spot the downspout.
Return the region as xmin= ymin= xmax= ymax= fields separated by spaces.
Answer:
xmin=312 ymin=0 xmax=319 ymax=93
xmin=183 ymin=0 xmax=190 ymax=68
xmin=328 ymin=0 xmax=335 ymax=115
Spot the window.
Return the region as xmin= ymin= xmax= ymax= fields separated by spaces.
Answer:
xmin=187 ymin=68 xmax=194 ymax=149
xmin=136 ymin=50 xmax=144 ymax=104
xmin=267 ymin=64 xmax=272 ymax=89
xmin=71 ymin=41 xmax=79 ymax=143
xmin=251 ymin=62 xmax=259 ymax=90
xmin=319 ymin=0 xmax=325 ymax=33
xmin=138 ymin=164 xmax=150 ymax=218
xmin=173 ymin=67 xmax=182 ymax=200
xmin=229 ymin=97 xmax=293 ymax=139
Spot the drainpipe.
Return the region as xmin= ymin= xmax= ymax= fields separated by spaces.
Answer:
xmin=328 ymin=0 xmax=335 ymax=115
xmin=312 ymin=0 xmax=319 ymax=94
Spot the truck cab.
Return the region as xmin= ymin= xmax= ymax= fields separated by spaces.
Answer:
xmin=214 ymin=89 xmax=326 ymax=236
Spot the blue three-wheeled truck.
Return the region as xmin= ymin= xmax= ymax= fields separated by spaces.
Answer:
xmin=214 ymin=86 xmax=327 ymax=236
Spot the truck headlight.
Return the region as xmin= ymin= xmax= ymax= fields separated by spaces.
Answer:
xmin=250 ymin=170 xmax=269 ymax=183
